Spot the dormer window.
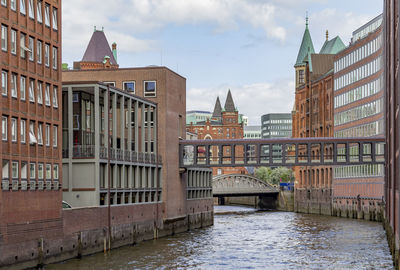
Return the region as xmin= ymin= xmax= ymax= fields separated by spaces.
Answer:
xmin=299 ymin=70 xmax=305 ymax=84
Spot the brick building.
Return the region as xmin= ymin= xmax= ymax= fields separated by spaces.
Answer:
xmin=292 ymin=17 xmax=345 ymax=215
xmin=186 ymin=90 xmax=245 ymax=175
xmin=384 ymin=0 xmax=400 ymax=265
xmin=333 ymin=14 xmax=384 ymax=220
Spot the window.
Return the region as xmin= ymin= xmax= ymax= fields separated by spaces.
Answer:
xmin=1 ymin=25 xmax=7 ymax=51
xmin=20 ymin=0 xmax=26 ymax=14
xmin=20 ymin=76 xmax=26 ymax=100
xmin=45 ymin=164 xmax=51 ymax=179
xmin=21 ymin=162 xmax=27 ymax=179
xmin=45 ymin=84 xmax=50 ymax=106
xmin=1 ymin=0 xmax=6 ymax=6
xmin=37 ymin=40 xmax=42 ymax=63
xmin=52 ymin=8 xmax=58 ymax=30
xmin=21 ymin=119 xmax=26 ymax=143
xmin=53 ymin=164 xmax=58 ymax=179
xmin=123 ymin=81 xmax=135 ymax=93
xmin=38 ymin=163 xmax=43 ymax=179
xmin=52 ymin=47 xmax=57 ymax=69
xmin=52 ymin=86 xmax=58 ymax=107
xmin=37 ymin=81 xmax=42 ymax=104
xmin=45 ymin=124 xmax=50 ymax=146
xmin=44 ymin=44 xmax=49 ymax=66
xmin=299 ymin=70 xmax=305 ymax=84
xmin=1 ymin=70 xmax=7 ymax=96
xmin=37 ymin=123 xmax=43 ymax=145
xmin=28 ymin=36 xmax=34 ymax=61
xmin=144 ymin=81 xmax=156 ymax=97
xmin=20 ymin=32 xmax=26 ymax=58
xmin=44 ymin=4 xmax=50 ymax=27
xmin=28 ymin=0 xmax=34 ymax=18
xmin=37 ymin=0 xmax=42 ymax=23
xmin=29 ymin=79 xmax=34 ymax=102
xmin=29 ymin=121 xmax=37 ymax=144
xmin=11 ymin=118 xmax=17 ymax=142
xmin=11 ymin=161 xmax=18 ymax=179
xmin=2 ymin=116 xmax=7 ymax=141
xmin=103 ymin=81 xmax=115 ymax=87
xmin=11 ymin=29 xmax=16 ymax=54
xmin=10 ymin=0 xmax=16 ymax=10
xmin=29 ymin=163 xmax=35 ymax=179
xmin=11 ymin=73 xmax=17 ymax=98
xmin=53 ymin=125 xmax=57 ymax=147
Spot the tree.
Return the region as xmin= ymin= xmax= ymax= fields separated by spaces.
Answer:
xmin=255 ymin=167 xmax=294 ymax=185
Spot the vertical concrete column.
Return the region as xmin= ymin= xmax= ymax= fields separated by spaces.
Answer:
xmin=134 ymin=101 xmax=139 ymax=153
xmin=141 ymin=104 xmax=146 ymax=154
xmin=67 ymin=86 xmax=73 ymax=192
xmin=94 ymin=85 xmax=100 ymax=205
xmin=104 ymin=89 xmax=109 ymax=190
xmin=112 ymin=93 xmax=117 ymax=190
xmin=153 ymin=106 xmax=158 ymax=192
xmin=127 ymin=99 xmax=133 ymax=189
xmin=120 ymin=96 xmax=125 ymax=192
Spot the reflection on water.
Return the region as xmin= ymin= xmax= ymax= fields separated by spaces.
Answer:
xmin=47 ymin=206 xmax=393 ymax=270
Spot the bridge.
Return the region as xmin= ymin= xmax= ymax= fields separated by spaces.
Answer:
xmin=179 ymin=137 xmax=385 ymax=168
xmin=212 ymin=174 xmax=278 ymax=197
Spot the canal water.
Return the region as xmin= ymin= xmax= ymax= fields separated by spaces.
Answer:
xmin=48 ymin=206 xmax=394 ymax=269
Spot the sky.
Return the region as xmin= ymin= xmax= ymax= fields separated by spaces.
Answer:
xmin=62 ymin=0 xmax=383 ymax=125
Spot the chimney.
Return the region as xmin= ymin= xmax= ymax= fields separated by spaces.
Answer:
xmin=112 ymin=42 xmax=117 ymax=63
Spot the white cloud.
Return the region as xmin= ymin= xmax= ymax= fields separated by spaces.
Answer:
xmin=187 ymin=79 xmax=295 ymax=125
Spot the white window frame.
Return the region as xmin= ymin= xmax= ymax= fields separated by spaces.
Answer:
xmin=37 ymin=0 xmax=42 ymax=23
xmin=21 ymin=162 xmax=27 ymax=179
xmin=44 ymin=84 xmax=50 ymax=106
xmin=1 ymin=24 xmax=7 ymax=52
xmin=38 ymin=163 xmax=43 ymax=179
xmin=53 ymin=125 xmax=57 ymax=147
xmin=2 ymin=160 xmax=9 ymax=179
xmin=29 ymin=163 xmax=35 ymax=179
xmin=45 ymin=124 xmax=50 ymax=146
xmin=52 ymin=46 xmax=57 ymax=69
xmin=1 ymin=0 xmax=7 ymax=7
xmin=10 ymin=0 xmax=16 ymax=10
xmin=29 ymin=79 xmax=34 ymax=102
xmin=28 ymin=0 xmax=34 ymax=19
xmin=52 ymin=8 xmax=58 ymax=30
xmin=20 ymin=119 xmax=26 ymax=143
xmin=37 ymin=40 xmax=42 ymax=64
xmin=52 ymin=86 xmax=58 ymax=108
xmin=20 ymin=76 xmax=26 ymax=100
xmin=123 ymin=81 xmax=135 ymax=93
xmin=44 ymin=4 xmax=50 ymax=27
xmin=144 ymin=81 xmax=156 ymax=97
xmin=44 ymin=43 xmax=49 ymax=66
xmin=37 ymin=82 xmax=43 ymax=104
xmin=2 ymin=116 xmax=7 ymax=141
xmin=11 ymin=29 xmax=16 ymax=55
xmin=53 ymin=164 xmax=58 ymax=180
xmin=103 ymin=81 xmax=115 ymax=87
xmin=20 ymin=0 xmax=26 ymax=15
xmin=28 ymin=36 xmax=34 ymax=61
xmin=37 ymin=123 xmax=43 ymax=145
xmin=20 ymin=32 xmax=26 ymax=59
xmin=11 ymin=73 xmax=17 ymax=98
xmin=1 ymin=70 xmax=7 ymax=96
xmin=45 ymin=164 xmax=51 ymax=179
xmin=11 ymin=118 xmax=17 ymax=142
xmin=11 ymin=161 xmax=18 ymax=179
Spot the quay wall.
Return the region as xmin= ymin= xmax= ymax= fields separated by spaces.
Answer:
xmin=0 ymin=199 xmax=213 ymax=270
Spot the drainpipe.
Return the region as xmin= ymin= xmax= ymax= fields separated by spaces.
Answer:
xmin=107 ymin=86 xmax=111 ymax=250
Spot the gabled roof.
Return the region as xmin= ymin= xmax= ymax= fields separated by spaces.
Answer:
xmin=310 ymin=54 xmax=335 ymax=78
xmin=295 ymin=19 xmax=315 ymax=67
xmin=224 ymin=90 xmax=236 ymax=112
xmin=319 ymin=36 xmax=346 ymax=54
xmin=212 ymin=97 xmax=222 ymax=118
xmin=82 ymin=30 xmax=118 ymax=64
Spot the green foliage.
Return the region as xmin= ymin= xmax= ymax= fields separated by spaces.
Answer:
xmin=254 ymin=167 xmax=294 ymax=185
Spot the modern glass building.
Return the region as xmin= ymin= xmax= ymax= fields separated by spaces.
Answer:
xmin=261 ymin=113 xmax=292 ymax=138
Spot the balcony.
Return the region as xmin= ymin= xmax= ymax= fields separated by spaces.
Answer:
xmin=73 ymin=145 xmax=95 ymax=158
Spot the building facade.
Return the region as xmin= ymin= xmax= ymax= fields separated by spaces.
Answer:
xmin=244 ymin=125 xmax=261 ymax=139
xmin=186 ymin=110 xmax=212 ymax=125
xmin=62 ymin=82 xmax=162 ymax=207
xmin=261 ymin=113 xmax=292 ymax=138
xmin=384 ymin=0 xmax=400 ymax=266
xmin=333 ymin=14 xmax=384 ymax=221
xmin=186 ymin=90 xmax=245 ymax=175
xmin=292 ymin=18 xmax=345 ymax=215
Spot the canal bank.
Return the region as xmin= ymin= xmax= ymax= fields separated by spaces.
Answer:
xmin=46 ymin=206 xmax=393 ymax=269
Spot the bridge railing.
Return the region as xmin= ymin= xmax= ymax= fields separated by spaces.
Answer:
xmin=179 ymin=137 xmax=385 ymax=168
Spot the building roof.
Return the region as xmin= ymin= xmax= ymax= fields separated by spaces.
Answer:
xmin=319 ymin=36 xmax=346 ymax=54
xmin=224 ymin=90 xmax=236 ymax=112
xmin=295 ymin=17 xmax=315 ymax=67
xmin=82 ymin=30 xmax=118 ymax=64
xmin=212 ymin=97 xmax=222 ymax=118
xmin=244 ymin=125 xmax=261 ymax=132
xmin=187 ymin=110 xmax=212 ymax=114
